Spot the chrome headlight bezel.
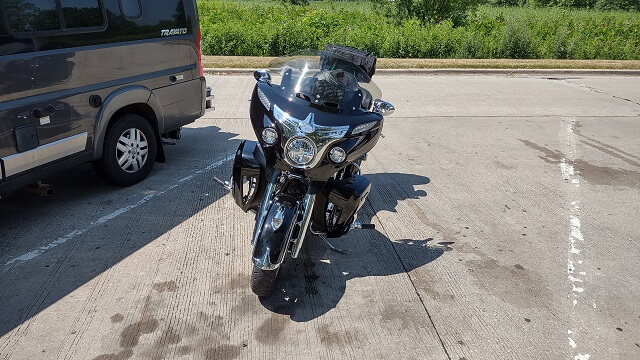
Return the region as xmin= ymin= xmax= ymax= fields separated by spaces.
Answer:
xmin=285 ymin=136 xmax=317 ymax=167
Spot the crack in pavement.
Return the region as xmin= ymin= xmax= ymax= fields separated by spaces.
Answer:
xmin=365 ymin=197 xmax=453 ymax=360
xmin=552 ymin=78 xmax=640 ymax=109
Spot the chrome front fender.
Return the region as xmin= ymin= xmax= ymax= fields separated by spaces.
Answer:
xmin=252 ymin=194 xmax=299 ymax=270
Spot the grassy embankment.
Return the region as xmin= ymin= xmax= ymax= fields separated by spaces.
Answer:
xmin=198 ymin=0 xmax=640 ymax=68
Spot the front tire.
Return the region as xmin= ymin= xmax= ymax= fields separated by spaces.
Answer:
xmin=250 ymin=266 xmax=279 ymax=296
xmin=93 ymin=114 xmax=158 ymax=186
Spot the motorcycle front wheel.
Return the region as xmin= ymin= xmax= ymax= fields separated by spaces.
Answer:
xmin=250 ymin=266 xmax=279 ymax=296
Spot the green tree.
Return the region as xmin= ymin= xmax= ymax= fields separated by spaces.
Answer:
xmin=376 ymin=0 xmax=482 ymax=26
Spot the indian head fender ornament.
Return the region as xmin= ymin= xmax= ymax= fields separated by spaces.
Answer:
xmin=298 ymin=113 xmax=315 ymax=134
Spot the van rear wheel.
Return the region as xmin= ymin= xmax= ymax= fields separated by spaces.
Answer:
xmin=94 ymin=114 xmax=157 ymax=186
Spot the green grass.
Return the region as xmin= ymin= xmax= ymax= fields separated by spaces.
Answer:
xmin=202 ymin=56 xmax=640 ymax=69
xmin=197 ymin=1 xmax=640 ymax=60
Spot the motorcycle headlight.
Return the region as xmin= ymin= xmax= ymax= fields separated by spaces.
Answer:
xmin=257 ymin=87 xmax=270 ymax=110
xmin=286 ymin=137 xmax=316 ymax=166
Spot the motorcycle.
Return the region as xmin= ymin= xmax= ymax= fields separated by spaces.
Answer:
xmin=221 ymin=46 xmax=395 ymax=296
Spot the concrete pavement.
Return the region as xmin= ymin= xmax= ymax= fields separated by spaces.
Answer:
xmin=1 ymin=73 xmax=639 ymax=359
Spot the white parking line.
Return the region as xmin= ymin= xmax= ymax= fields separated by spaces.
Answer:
xmin=2 ymin=155 xmax=233 ymax=272
xmin=562 ymin=118 xmax=590 ymax=360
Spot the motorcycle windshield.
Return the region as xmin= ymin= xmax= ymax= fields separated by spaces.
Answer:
xmin=269 ymin=50 xmax=382 ymax=113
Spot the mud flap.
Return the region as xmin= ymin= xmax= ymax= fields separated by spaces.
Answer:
xmin=252 ymin=194 xmax=299 ymax=270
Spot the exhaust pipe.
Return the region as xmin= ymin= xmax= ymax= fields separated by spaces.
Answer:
xmin=23 ymin=182 xmax=54 ymax=197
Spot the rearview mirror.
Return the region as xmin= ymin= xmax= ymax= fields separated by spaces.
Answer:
xmin=254 ymin=69 xmax=271 ymax=84
xmin=372 ymin=99 xmax=395 ymax=116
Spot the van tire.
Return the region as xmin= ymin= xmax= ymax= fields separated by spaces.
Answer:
xmin=93 ymin=114 xmax=157 ymax=186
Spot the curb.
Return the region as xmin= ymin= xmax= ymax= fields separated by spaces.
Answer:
xmin=204 ymin=68 xmax=640 ymax=77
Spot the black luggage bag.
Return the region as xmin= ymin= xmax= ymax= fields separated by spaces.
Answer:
xmin=321 ymin=44 xmax=377 ymax=80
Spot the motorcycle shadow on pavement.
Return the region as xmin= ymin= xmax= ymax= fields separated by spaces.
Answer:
xmin=260 ymin=173 xmax=451 ymax=322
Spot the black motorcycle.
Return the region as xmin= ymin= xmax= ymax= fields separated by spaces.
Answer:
xmin=222 ymin=46 xmax=395 ymax=296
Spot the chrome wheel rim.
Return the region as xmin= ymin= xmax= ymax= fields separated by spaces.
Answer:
xmin=116 ymin=128 xmax=149 ymax=173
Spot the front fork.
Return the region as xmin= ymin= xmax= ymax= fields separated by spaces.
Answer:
xmin=290 ymin=193 xmax=316 ymax=258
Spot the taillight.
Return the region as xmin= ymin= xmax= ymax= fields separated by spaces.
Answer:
xmin=196 ymin=26 xmax=203 ymax=77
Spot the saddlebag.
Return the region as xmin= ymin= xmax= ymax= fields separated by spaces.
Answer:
xmin=321 ymin=44 xmax=377 ymax=80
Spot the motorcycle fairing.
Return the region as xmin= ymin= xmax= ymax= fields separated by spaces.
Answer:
xmin=253 ymin=194 xmax=300 ymax=270
xmin=232 ymin=140 xmax=267 ymax=212
xmin=312 ymin=175 xmax=372 ymax=238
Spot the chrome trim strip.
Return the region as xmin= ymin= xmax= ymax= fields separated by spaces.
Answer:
xmin=2 ymin=132 xmax=88 ymax=177
xmin=291 ymin=193 xmax=316 ymax=259
xmin=252 ymin=177 xmax=278 ymax=246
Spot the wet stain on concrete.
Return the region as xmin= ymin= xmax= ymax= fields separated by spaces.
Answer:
xmin=96 ymin=296 xmax=159 ymax=359
xmin=111 ymin=313 xmax=124 ymax=323
xmin=155 ymin=326 xmax=182 ymax=346
xmin=410 ymin=267 xmax=455 ymax=300
xmin=152 ymin=281 xmax=177 ymax=293
xmin=196 ymin=311 xmax=231 ymax=341
xmin=405 ymin=200 xmax=459 ymax=243
xmin=317 ymin=324 xmax=356 ymax=347
xmin=228 ymin=273 xmax=246 ymax=291
xmin=520 ymin=139 xmax=640 ymax=188
xmin=582 ymin=140 xmax=640 ymax=168
xmin=575 ymin=131 xmax=640 ymax=162
xmin=381 ymin=303 xmax=421 ymax=330
xmin=494 ymin=160 xmax=518 ymax=170
xmin=177 ymin=345 xmax=193 ymax=355
xmin=120 ymin=318 xmax=160 ymax=349
xmin=466 ymin=256 xmax=551 ymax=309
xmin=204 ymin=344 xmax=241 ymax=360
xmin=255 ymin=314 xmax=289 ymax=344
xmin=93 ymin=349 xmax=133 ymax=360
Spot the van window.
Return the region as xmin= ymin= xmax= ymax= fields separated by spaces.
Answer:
xmin=119 ymin=0 xmax=142 ymax=19
xmin=4 ymin=0 xmax=61 ymax=33
xmin=60 ymin=0 xmax=103 ymax=28
xmin=3 ymin=0 xmax=104 ymax=34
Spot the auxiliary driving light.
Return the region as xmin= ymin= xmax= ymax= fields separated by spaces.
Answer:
xmin=261 ymin=127 xmax=278 ymax=145
xmin=329 ymin=147 xmax=347 ymax=163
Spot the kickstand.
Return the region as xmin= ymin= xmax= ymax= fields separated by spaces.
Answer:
xmin=213 ymin=177 xmax=232 ymax=191
xmin=317 ymin=234 xmax=348 ymax=254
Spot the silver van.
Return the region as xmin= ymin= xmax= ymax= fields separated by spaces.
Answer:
xmin=0 ymin=0 xmax=212 ymax=194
